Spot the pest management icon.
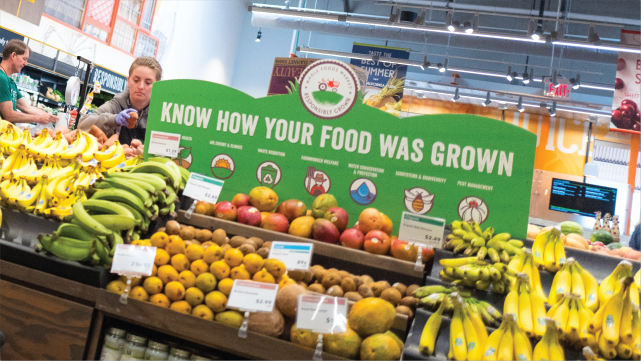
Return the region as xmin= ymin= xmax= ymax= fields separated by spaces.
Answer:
xmin=458 ymin=196 xmax=489 ymax=224
xmin=298 ymin=60 xmax=360 ymax=120
xmin=404 ymin=187 xmax=434 ymax=215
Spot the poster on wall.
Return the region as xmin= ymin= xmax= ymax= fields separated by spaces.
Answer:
xmin=350 ymin=43 xmax=409 ymax=117
xmin=610 ymin=30 xmax=640 ymax=134
xmin=144 ymin=60 xmax=536 ymax=238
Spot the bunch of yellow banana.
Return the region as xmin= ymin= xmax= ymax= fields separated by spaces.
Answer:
xmin=26 ymin=132 xmax=68 ymax=161
xmin=9 ymin=154 xmax=37 ymax=179
xmin=419 ymin=294 xmax=448 ymax=356
xmin=549 ymin=258 xmax=600 ymax=312
xmin=532 ymin=318 xmax=565 ymax=361
xmin=103 ymin=154 xmax=144 ymax=173
xmin=0 ymin=125 xmax=24 ymax=149
xmin=1 ymin=145 xmax=30 ymax=179
xmin=12 ymin=175 xmax=49 ymax=214
xmin=43 ymin=186 xmax=88 ymax=220
xmin=447 ymin=293 xmax=489 ymax=360
xmin=24 ymin=156 xmax=65 ymax=185
xmin=0 ymin=176 xmax=30 ymax=207
xmin=598 ymin=261 xmax=639 ymax=308
xmin=482 ymin=313 xmax=532 ymax=361
xmin=532 ymin=226 xmax=567 ymax=272
xmin=58 ymin=131 xmax=99 ymax=162
xmin=448 ymin=220 xmax=524 ymax=263
xmin=586 ymin=277 xmax=638 ymax=360
xmin=503 ymin=273 xmax=547 ymax=339
xmin=439 ymin=257 xmax=515 ymax=293
xmin=507 ymin=248 xmax=547 ymax=301
xmin=93 ymin=141 xmax=126 ymax=169
xmin=546 ymin=292 xmax=594 ymax=345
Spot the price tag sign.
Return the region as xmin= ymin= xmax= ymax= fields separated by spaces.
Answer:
xmin=148 ymin=131 xmax=180 ymax=158
xmin=227 ymin=280 xmax=279 ymax=312
xmin=182 ymin=173 xmax=224 ymax=204
xmin=296 ymin=295 xmax=348 ymax=334
xmin=268 ymin=242 xmax=313 ymax=270
xmin=397 ymin=211 xmax=446 ymax=249
xmin=111 ymin=245 xmax=156 ymax=276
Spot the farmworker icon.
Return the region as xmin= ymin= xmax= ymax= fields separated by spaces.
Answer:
xmin=310 ymin=173 xmax=328 ymax=196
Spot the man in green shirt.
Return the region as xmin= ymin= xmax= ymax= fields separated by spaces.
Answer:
xmin=0 ymin=39 xmax=57 ymax=124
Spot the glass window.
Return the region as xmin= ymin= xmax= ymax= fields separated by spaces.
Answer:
xmin=43 ymin=0 xmax=86 ymax=28
xmin=118 ymin=0 xmax=142 ymax=24
xmin=83 ymin=23 xmax=108 ymax=42
xmin=134 ymin=32 xmax=158 ymax=57
xmin=140 ymin=0 xmax=156 ymax=30
xmin=112 ymin=20 xmax=137 ymax=53
xmin=86 ymin=0 xmax=115 ymax=27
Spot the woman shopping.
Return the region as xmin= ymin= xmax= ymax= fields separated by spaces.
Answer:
xmin=78 ymin=57 xmax=162 ymax=147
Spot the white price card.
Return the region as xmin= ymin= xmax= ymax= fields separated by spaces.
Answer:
xmin=227 ymin=280 xmax=279 ymax=313
xmin=182 ymin=173 xmax=224 ymax=204
xmin=296 ymin=295 xmax=348 ymax=334
xmin=397 ymin=211 xmax=446 ymax=249
xmin=268 ymin=242 xmax=313 ymax=270
xmin=111 ymin=245 xmax=156 ymax=276
xmin=148 ymin=131 xmax=180 ymax=158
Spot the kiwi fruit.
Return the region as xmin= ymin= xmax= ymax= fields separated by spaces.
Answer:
xmin=360 ymin=275 xmax=374 ymax=285
xmin=311 ymin=265 xmax=325 ymax=280
xmin=165 ymin=220 xmax=180 ymax=235
xmin=307 ymin=283 xmax=325 ymax=294
xmin=321 ymin=273 xmax=342 ymax=289
xmin=238 ymin=243 xmax=256 ymax=255
xmin=179 ymin=226 xmax=194 ymax=240
xmin=352 ymin=276 xmax=363 ymax=289
xmin=211 ymin=229 xmax=227 ymax=246
xmin=194 ymin=229 xmax=212 ymax=243
xmin=221 ymin=244 xmax=232 ymax=253
xmin=371 ymin=281 xmax=391 ymax=297
xmin=301 ymin=269 xmax=313 ymax=284
xmin=396 ymin=305 xmax=413 ymax=318
xmin=399 ymin=297 xmax=418 ymax=309
xmin=326 ymin=285 xmax=344 ymax=297
xmin=392 ymin=282 xmax=407 ymax=296
xmin=315 ymin=269 xmax=329 ymax=284
xmin=256 ymin=248 xmax=270 ymax=259
xmin=358 ymin=285 xmax=374 ymax=298
xmin=248 ymin=237 xmax=264 ymax=248
xmin=327 ymin=268 xmax=339 ymax=274
xmin=344 ymin=292 xmax=363 ymax=302
xmin=230 ymin=236 xmax=247 ymax=248
xmin=262 ymin=241 xmax=272 ymax=249
xmin=340 ymin=277 xmax=356 ymax=293
xmin=288 ymin=270 xmax=305 ymax=282
xmin=201 ymin=241 xmax=213 ymax=250
xmin=405 ymin=284 xmax=420 ymax=297
xmin=380 ymin=288 xmax=402 ymax=306
xmin=157 ymin=227 xmax=166 ymax=233
xmin=337 ymin=270 xmax=351 ymax=279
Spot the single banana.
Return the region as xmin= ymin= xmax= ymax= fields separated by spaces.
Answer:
xmin=517 ymin=275 xmax=534 ymax=338
xmin=81 ymin=132 xmax=99 ymax=162
xmin=106 ymin=172 xmax=167 ymax=193
xmin=549 ymin=295 xmax=571 ymax=336
xmin=601 ymin=278 xmax=631 ymax=345
xmin=546 ymin=318 xmax=565 ymax=361
xmin=496 ymin=315 xmax=515 ymax=361
xmin=504 ymin=288 xmax=519 ymax=324
xmin=482 ymin=316 xmax=506 ymax=361
xmin=532 ymin=317 xmax=551 ymax=361
xmin=553 ymin=237 xmax=566 ymax=271
xmin=130 ymin=162 xmax=180 ymax=189
xmin=93 ymin=141 xmax=119 ymax=162
xmin=100 ymin=148 xmax=126 ymax=168
xmin=90 ymin=214 xmax=136 ymax=231
xmin=551 ymin=263 xmax=572 ymax=304
xmin=99 ymin=177 xmax=152 ymax=207
xmin=576 ymin=262 xmax=600 ymax=312
xmin=618 ymin=288 xmax=633 ymax=344
xmin=90 ymin=188 xmax=152 ymax=218
xmin=419 ymin=298 xmax=446 ymax=355
xmin=566 ymin=298 xmax=581 ymax=342
xmin=71 ymin=201 xmax=112 ymax=236
xmin=439 ymin=257 xmax=478 ymax=268
xmin=512 ymin=320 xmax=533 ymax=361
xmin=450 ymin=296 xmax=468 ymax=360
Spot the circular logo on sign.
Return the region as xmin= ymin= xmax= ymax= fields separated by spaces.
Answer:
xmin=404 ymin=187 xmax=435 ymax=215
xmin=349 ymin=178 xmax=377 ymax=205
xmin=298 ymin=60 xmax=360 ymax=120
xmin=457 ymin=196 xmax=489 ymax=224
xmin=210 ymin=154 xmax=235 ymax=179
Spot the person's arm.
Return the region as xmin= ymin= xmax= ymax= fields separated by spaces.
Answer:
xmin=77 ymin=99 xmax=122 ymax=137
xmin=0 ymin=100 xmax=55 ymax=124
xmin=16 ymin=97 xmax=58 ymax=121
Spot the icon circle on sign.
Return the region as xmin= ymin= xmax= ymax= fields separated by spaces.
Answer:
xmin=349 ymin=178 xmax=377 ymax=205
xmin=210 ymin=154 xmax=235 ymax=180
xmin=458 ymin=196 xmax=489 ymax=224
xmin=404 ymin=187 xmax=434 ymax=215
xmin=304 ymin=166 xmax=331 ymax=197
xmin=256 ymin=161 xmax=282 ymax=189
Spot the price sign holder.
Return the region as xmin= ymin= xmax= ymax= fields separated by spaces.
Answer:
xmin=110 ymin=244 xmax=156 ymax=304
xmin=227 ymin=280 xmax=279 ymax=338
xmin=397 ymin=211 xmax=446 ymax=271
xmin=268 ymin=242 xmax=314 ymax=270
xmin=183 ymin=173 xmax=224 ymax=219
xmin=296 ymin=295 xmax=348 ymax=360
xmin=148 ymin=131 xmax=181 ymax=158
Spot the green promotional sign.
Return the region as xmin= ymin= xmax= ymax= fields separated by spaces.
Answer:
xmin=144 ymin=60 xmax=536 ymax=238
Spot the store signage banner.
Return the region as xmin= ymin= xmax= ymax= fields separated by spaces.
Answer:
xmin=0 ymin=27 xmax=24 ymax=53
xmin=350 ymin=43 xmax=409 ymax=116
xmin=144 ymin=60 xmax=536 ymax=238
xmin=90 ymin=65 xmax=127 ymax=94
xmin=610 ymin=30 xmax=640 ymax=134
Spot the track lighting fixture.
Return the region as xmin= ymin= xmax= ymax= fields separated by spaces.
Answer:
xmin=570 ymin=74 xmax=581 ymax=89
xmin=439 ymin=59 xmax=448 ymax=73
xmin=517 ymin=96 xmax=524 ymax=112
xmin=452 ymin=21 xmax=460 ymax=30
xmin=532 ymin=26 xmax=543 ymax=41
xmin=414 ymin=9 xmax=426 ymax=26
xmin=588 ymin=25 xmax=600 ymax=44
xmin=446 ymin=11 xmax=454 ymax=31
xmin=256 ymin=29 xmax=262 ymax=42
xmin=483 ymin=91 xmax=491 ymax=107
xmin=472 ymin=13 xmax=479 ymax=32
xmin=506 ymin=66 xmax=513 ymax=81
xmin=388 ymin=8 xmax=401 ymax=24
xmin=437 ymin=63 xmax=444 ymax=72
xmin=420 ymin=56 xmax=429 ymax=70
xmin=464 ymin=21 xmax=473 ymax=34
xmin=522 ymin=69 xmax=530 ymax=84
xmin=549 ymin=101 xmax=557 ymax=116
xmin=452 ymin=87 xmax=460 ymax=102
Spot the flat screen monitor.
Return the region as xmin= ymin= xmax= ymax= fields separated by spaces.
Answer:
xmin=549 ymin=178 xmax=617 ymax=217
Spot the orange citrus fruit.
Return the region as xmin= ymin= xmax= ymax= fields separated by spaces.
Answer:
xmin=171 ymin=254 xmax=191 ymax=272
xmin=190 ymin=259 xmax=209 ymax=276
xmin=149 ymin=293 xmax=170 ymax=308
xmin=166 ymin=235 xmax=185 ymax=256
xmin=154 ymin=249 xmax=170 ymax=266
xmin=157 ymin=265 xmax=179 ymax=284
xmin=224 ymin=248 xmax=244 ymax=267
xmin=178 ymin=270 xmax=197 ymax=289
xmin=218 ymin=278 xmax=234 ymax=296
xmin=150 ymin=231 xmax=169 ymax=248
xmin=164 ymin=281 xmax=186 ymax=301
xmin=143 ymin=276 xmax=164 ymax=295
xmin=210 ymin=260 xmax=230 ymax=280
xmin=185 ymin=244 xmax=205 ymax=262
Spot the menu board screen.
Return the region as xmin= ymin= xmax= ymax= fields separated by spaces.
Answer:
xmin=549 ymin=179 xmax=617 ymax=217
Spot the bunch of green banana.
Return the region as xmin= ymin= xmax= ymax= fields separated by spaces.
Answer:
xmin=413 ymin=285 xmax=503 ymax=327
xmin=598 ymin=260 xmax=639 ymax=308
xmin=546 ymin=292 xmax=595 ymax=346
xmin=447 ymin=220 xmax=524 ymax=263
xmin=586 ymin=277 xmax=638 ymax=360
xmin=146 ymin=157 xmax=190 ymax=190
xmin=482 ymin=313 xmax=532 ymax=361
xmin=533 ymin=318 xmax=565 ymax=361
xmin=549 ymin=258 xmax=600 ymax=312
xmin=532 ymin=226 xmax=566 ymax=272
xmin=507 ymin=248 xmax=548 ymax=302
xmin=438 ymin=257 xmax=515 ymax=294
xmin=503 ymin=273 xmax=547 ymax=339
xmin=447 ymin=293 xmax=489 ymax=360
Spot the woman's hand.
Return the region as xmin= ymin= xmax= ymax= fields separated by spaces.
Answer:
xmin=114 ymin=108 xmax=138 ymax=127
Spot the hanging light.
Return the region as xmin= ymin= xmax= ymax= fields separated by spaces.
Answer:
xmin=532 ymin=25 xmax=543 ymax=41
xmin=588 ymin=24 xmax=600 ymax=44
xmin=436 ymin=63 xmax=444 ymax=72
xmin=414 ymin=9 xmax=426 ymax=26
xmin=452 ymin=87 xmax=460 ymax=101
xmin=388 ymin=8 xmax=401 ymax=24
xmin=464 ymin=21 xmax=473 ymax=34
xmin=256 ymin=28 xmax=262 ymax=42
xmin=570 ymin=73 xmax=581 ymax=89
xmin=420 ymin=56 xmax=429 ymax=70
xmin=517 ymin=96 xmax=524 ymax=112
xmin=506 ymin=66 xmax=513 ymax=81
xmin=446 ymin=11 xmax=454 ymax=31
xmin=549 ymin=101 xmax=557 ymax=116
xmin=522 ymin=69 xmax=530 ymax=84
xmin=439 ymin=58 xmax=448 ymax=73
xmin=483 ymin=91 xmax=491 ymax=107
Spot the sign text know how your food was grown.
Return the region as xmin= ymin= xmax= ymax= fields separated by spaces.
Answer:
xmin=143 ymin=60 xmax=536 ymax=238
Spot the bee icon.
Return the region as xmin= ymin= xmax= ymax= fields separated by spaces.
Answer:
xmin=404 ymin=188 xmax=434 ymax=215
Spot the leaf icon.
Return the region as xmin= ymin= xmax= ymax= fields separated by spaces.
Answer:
xmin=178 ymin=147 xmax=191 ymax=160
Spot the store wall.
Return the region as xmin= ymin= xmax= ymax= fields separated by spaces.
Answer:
xmin=0 ymin=10 xmax=135 ymax=75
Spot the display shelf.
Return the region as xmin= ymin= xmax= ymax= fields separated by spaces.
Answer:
xmin=17 ymin=86 xmax=39 ymax=94
xmin=94 ymin=289 xmax=347 ymax=360
xmin=38 ymin=95 xmax=64 ymax=108
xmin=177 ymin=211 xmax=428 ymax=285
